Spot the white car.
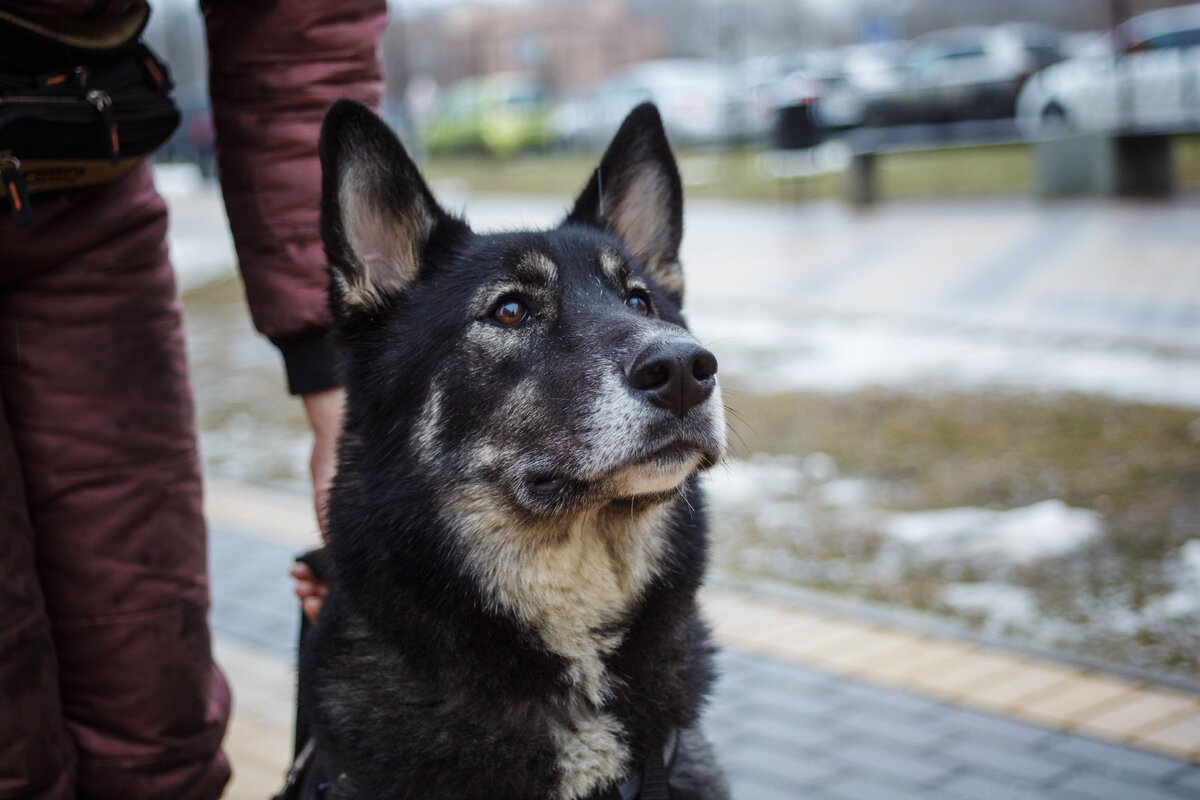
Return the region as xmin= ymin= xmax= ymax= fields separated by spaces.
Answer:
xmin=552 ymin=59 xmax=737 ymax=150
xmin=1017 ymin=4 xmax=1200 ymax=135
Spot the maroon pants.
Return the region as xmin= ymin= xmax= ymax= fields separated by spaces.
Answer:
xmin=0 ymin=164 xmax=230 ymax=799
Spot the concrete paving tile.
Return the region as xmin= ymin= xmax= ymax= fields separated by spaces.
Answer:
xmin=704 ymin=686 xmax=751 ymax=717
xmin=225 ymin=710 xmax=291 ymax=771
xmin=1018 ymin=675 xmax=1140 ymax=728
xmin=744 ymin=651 xmax=840 ymax=686
xmin=932 ymin=704 xmax=1061 ymax=749
xmin=1074 ymin=690 xmax=1200 ymax=742
xmin=802 ymin=629 xmax=916 ymax=673
xmin=1166 ymin=766 xmax=1200 ymax=793
xmin=700 ymin=592 xmax=818 ymax=647
xmin=764 ymin=618 xmax=874 ymax=661
xmin=940 ymin=737 xmax=1078 ymax=784
xmin=955 ymin=663 xmax=1085 ymax=714
xmin=864 ymin=638 xmax=979 ymax=683
xmin=737 ymin=680 xmax=849 ymax=722
xmin=838 ymin=707 xmax=957 ymax=750
xmin=224 ymin=758 xmax=288 ymax=800
xmin=827 ymin=735 xmax=957 ymax=786
xmin=1041 ymin=732 xmax=1194 ymax=782
xmin=1163 ymin=783 xmax=1200 ymax=800
xmin=1049 ymin=770 xmax=1183 ymax=800
xmin=726 ymin=737 xmax=842 ymax=787
xmin=936 ymin=772 xmax=1048 ymax=800
xmin=727 ymin=770 xmax=816 ymax=800
xmin=724 ymin=653 xmax=840 ymax=699
xmin=1129 ymin=709 xmax=1200 ymax=761
xmin=737 ymin=710 xmax=851 ymax=752
xmin=831 ymin=678 xmax=946 ymax=720
xmin=910 ymin=651 xmax=1029 ymax=700
xmin=823 ymin=773 xmax=943 ymax=800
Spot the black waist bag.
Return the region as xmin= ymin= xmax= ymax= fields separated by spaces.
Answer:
xmin=0 ymin=1 xmax=180 ymax=226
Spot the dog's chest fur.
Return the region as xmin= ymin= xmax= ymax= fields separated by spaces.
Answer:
xmin=456 ymin=505 xmax=673 ymax=797
xmin=459 ymin=504 xmax=671 ymax=702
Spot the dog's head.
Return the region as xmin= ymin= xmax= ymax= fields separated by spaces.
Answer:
xmin=319 ymin=100 xmax=724 ymax=525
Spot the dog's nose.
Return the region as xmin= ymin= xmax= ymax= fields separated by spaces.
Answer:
xmin=626 ymin=339 xmax=718 ymax=418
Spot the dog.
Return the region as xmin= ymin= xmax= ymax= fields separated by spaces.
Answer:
xmin=297 ymin=99 xmax=730 ymax=800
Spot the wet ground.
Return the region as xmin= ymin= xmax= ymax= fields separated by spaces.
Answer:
xmin=176 ymin=184 xmax=1200 ymax=680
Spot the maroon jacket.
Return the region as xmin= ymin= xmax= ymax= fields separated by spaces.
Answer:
xmin=4 ymin=0 xmax=388 ymax=393
xmin=1 ymin=2 xmax=385 ymax=798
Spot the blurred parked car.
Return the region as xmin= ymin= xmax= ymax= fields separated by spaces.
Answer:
xmin=1017 ymin=4 xmax=1200 ymax=135
xmin=861 ymin=25 xmax=1063 ymax=126
xmin=423 ymin=73 xmax=553 ymax=157
xmin=552 ymin=59 xmax=738 ymax=149
xmin=732 ymin=54 xmax=797 ymax=142
xmin=813 ymin=44 xmax=905 ymax=130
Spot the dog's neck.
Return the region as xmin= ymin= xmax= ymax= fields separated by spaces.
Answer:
xmin=453 ymin=499 xmax=674 ymax=706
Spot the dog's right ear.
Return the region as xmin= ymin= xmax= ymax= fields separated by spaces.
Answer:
xmin=320 ymin=100 xmax=448 ymax=315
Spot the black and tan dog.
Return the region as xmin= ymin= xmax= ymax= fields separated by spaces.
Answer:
xmin=298 ymin=99 xmax=730 ymax=800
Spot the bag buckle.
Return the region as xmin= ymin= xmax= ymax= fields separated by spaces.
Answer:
xmin=1 ymin=151 xmax=33 ymax=228
xmin=86 ymin=89 xmax=120 ymax=162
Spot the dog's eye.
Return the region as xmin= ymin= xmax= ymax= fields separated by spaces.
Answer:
xmin=625 ymin=291 xmax=651 ymax=317
xmin=492 ymin=297 xmax=530 ymax=326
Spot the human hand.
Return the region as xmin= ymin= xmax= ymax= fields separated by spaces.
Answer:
xmin=301 ymin=386 xmax=346 ymax=542
xmin=290 ymin=561 xmax=327 ymax=623
xmin=295 ymin=387 xmax=343 ymax=623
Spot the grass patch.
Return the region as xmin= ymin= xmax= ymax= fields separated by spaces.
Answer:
xmin=726 ymin=388 xmax=1200 ymax=518
xmin=423 ymin=134 xmax=1200 ymax=203
xmin=717 ymin=386 xmax=1200 ymax=675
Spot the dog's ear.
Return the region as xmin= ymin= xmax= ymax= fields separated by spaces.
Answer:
xmin=320 ymin=100 xmax=451 ymax=314
xmin=565 ymin=103 xmax=685 ymax=303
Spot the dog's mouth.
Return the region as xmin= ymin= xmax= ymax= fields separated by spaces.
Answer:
xmin=518 ymin=438 xmax=718 ymax=514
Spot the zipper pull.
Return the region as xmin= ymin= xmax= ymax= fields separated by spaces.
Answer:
xmin=87 ymin=89 xmax=120 ymax=163
xmin=74 ymin=65 xmax=90 ymax=88
xmin=1 ymin=152 xmax=33 ymax=228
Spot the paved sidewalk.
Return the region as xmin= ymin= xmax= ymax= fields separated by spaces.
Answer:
xmin=205 ymin=482 xmax=1200 ymax=800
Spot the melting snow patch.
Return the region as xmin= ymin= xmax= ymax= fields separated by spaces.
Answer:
xmin=1145 ymin=539 xmax=1200 ymax=619
xmin=880 ymin=499 xmax=1102 ymax=564
xmin=704 ymin=455 xmax=806 ymax=510
xmin=693 ymin=313 xmax=1200 ymax=408
xmin=941 ymin=582 xmax=1041 ymax=633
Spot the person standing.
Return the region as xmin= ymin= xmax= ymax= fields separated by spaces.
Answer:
xmin=0 ymin=1 xmax=385 ymax=797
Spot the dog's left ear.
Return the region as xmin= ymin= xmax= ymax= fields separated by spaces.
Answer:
xmin=320 ymin=99 xmax=458 ymax=316
xmin=565 ymin=103 xmax=685 ymax=303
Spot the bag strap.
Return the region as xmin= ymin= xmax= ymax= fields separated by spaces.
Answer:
xmin=0 ymin=1 xmax=150 ymax=73
xmin=0 ymin=2 xmax=148 ymax=52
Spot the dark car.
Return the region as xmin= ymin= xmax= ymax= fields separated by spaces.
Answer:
xmin=861 ymin=25 xmax=1063 ymax=127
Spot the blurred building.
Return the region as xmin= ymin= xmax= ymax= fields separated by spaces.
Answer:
xmin=392 ymin=0 xmax=667 ymax=97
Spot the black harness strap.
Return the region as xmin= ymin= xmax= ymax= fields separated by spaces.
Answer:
xmin=638 ymin=746 xmax=671 ymax=800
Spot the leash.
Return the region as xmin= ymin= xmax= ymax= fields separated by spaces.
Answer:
xmin=271 ymin=739 xmax=315 ymax=800
xmin=607 ymin=729 xmax=679 ymax=800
